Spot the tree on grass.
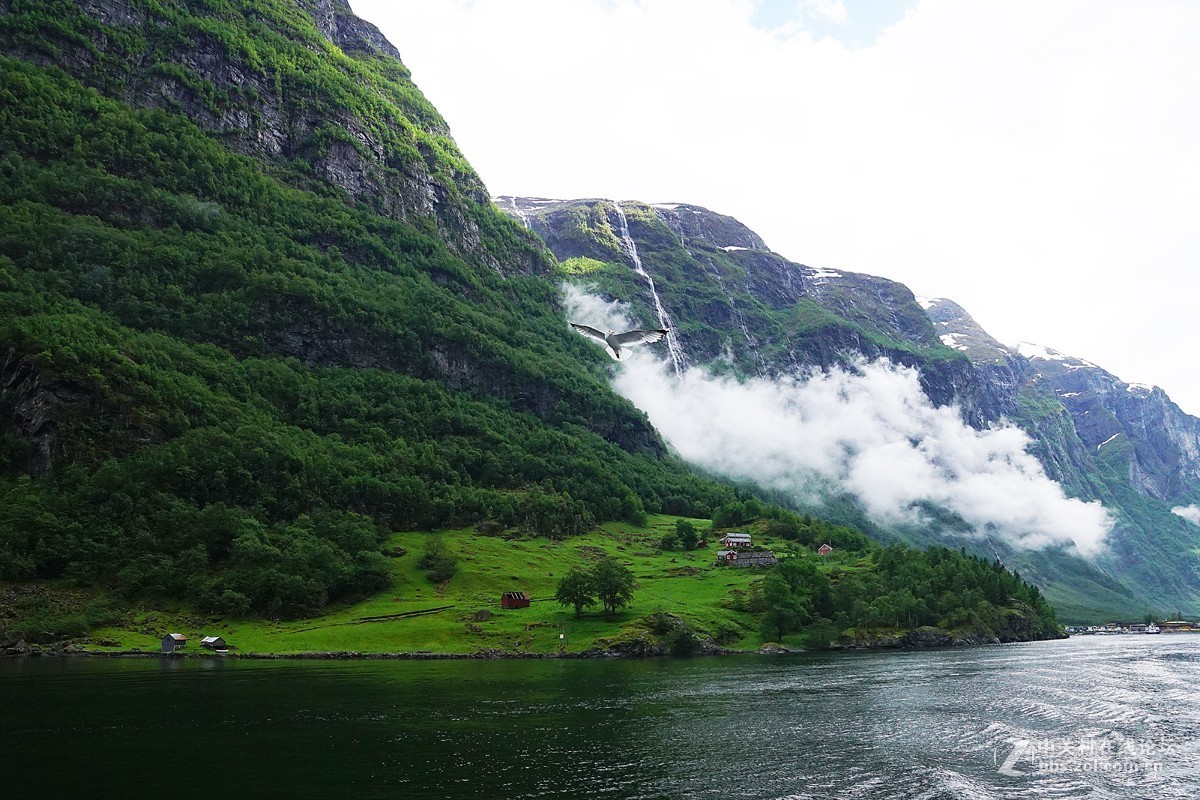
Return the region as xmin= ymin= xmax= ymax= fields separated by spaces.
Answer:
xmin=591 ymin=557 xmax=636 ymax=618
xmin=675 ymin=519 xmax=699 ymax=550
xmin=418 ymin=536 xmax=457 ymax=584
xmin=555 ymin=567 xmax=596 ymax=617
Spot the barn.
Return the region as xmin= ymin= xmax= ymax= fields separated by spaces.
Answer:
xmin=501 ymin=591 xmax=531 ymax=609
xmin=200 ymin=636 xmax=228 ymax=651
xmin=818 ymin=543 xmax=833 ymax=556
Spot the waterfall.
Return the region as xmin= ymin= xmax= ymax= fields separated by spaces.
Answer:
xmin=611 ymin=200 xmax=685 ymax=377
xmin=506 ymin=196 xmax=531 ymax=229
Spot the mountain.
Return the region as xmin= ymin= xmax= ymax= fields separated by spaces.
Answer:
xmin=503 ymin=197 xmax=1200 ymax=620
xmin=0 ymin=0 xmax=740 ymax=616
xmin=926 ymin=300 xmax=1200 ymax=617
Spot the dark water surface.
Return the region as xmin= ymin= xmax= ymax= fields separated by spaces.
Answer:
xmin=3 ymin=636 xmax=1198 ymax=799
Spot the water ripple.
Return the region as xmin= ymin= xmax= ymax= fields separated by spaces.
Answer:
xmin=2 ymin=635 xmax=1198 ymax=799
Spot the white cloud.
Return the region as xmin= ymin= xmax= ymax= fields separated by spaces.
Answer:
xmin=801 ymin=0 xmax=848 ymax=25
xmin=350 ymin=0 xmax=1200 ymax=416
xmin=1172 ymin=505 xmax=1200 ymax=527
xmin=565 ymin=285 xmax=1112 ymax=556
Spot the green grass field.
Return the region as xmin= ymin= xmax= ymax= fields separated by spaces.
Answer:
xmin=83 ymin=516 xmax=857 ymax=656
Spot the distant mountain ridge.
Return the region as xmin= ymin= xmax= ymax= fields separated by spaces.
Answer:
xmin=502 ymin=197 xmax=1200 ymax=619
xmin=926 ymin=298 xmax=1200 ymax=503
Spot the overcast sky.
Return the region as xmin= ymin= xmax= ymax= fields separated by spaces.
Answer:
xmin=351 ymin=0 xmax=1200 ymax=415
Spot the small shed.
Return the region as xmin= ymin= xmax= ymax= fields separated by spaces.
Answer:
xmin=721 ymin=533 xmax=752 ymax=549
xmin=818 ymin=543 xmax=833 ymax=556
xmin=501 ymin=591 xmax=531 ymax=609
xmin=200 ymin=636 xmax=228 ymax=650
xmin=161 ymin=633 xmax=187 ymax=653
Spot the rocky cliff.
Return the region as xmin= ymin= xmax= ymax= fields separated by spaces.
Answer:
xmin=505 ymin=197 xmax=1012 ymax=427
xmin=0 ymin=0 xmax=549 ymax=276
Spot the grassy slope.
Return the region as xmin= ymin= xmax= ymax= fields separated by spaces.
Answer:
xmin=83 ymin=516 xmax=859 ymax=655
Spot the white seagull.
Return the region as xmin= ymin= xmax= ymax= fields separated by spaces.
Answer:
xmin=570 ymin=322 xmax=669 ymax=361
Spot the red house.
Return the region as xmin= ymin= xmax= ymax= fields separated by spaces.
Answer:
xmin=720 ymin=533 xmax=752 ymax=549
xmin=501 ymin=591 xmax=530 ymax=609
xmin=818 ymin=543 xmax=833 ymax=556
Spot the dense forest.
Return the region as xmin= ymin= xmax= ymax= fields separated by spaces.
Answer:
xmin=702 ymin=501 xmax=1061 ymax=646
xmin=758 ymin=544 xmax=1061 ymax=645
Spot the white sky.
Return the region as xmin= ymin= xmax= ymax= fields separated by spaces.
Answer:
xmin=351 ymin=0 xmax=1200 ymax=415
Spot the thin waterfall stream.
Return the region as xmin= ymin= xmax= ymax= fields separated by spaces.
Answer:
xmin=611 ymin=200 xmax=686 ymax=377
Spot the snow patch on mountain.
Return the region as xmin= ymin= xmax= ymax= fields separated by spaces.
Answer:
xmin=1017 ymin=342 xmax=1099 ymax=369
xmin=806 ymin=267 xmax=842 ymax=280
xmin=940 ymin=333 xmax=969 ymax=351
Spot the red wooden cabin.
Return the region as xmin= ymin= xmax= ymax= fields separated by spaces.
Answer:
xmin=501 ymin=591 xmax=531 ymax=609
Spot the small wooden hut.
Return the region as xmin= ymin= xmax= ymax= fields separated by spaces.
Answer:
xmin=501 ymin=591 xmax=531 ymax=609
xmin=161 ymin=633 xmax=187 ymax=653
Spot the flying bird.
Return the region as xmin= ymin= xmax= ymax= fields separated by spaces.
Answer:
xmin=570 ymin=323 xmax=669 ymax=361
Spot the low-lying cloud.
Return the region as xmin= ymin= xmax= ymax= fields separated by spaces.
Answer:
xmin=566 ymin=286 xmax=1111 ymax=556
xmin=1172 ymin=505 xmax=1200 ymax=526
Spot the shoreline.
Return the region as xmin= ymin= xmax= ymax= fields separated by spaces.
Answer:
xmin=2 ymin=636 xmax=1066 ymax=661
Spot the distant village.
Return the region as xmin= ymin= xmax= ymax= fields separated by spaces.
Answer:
xmin=714 ymin=532 xmax=833 ymax=568
xmin=1065 ymin=621 xmax=1200 ymax=635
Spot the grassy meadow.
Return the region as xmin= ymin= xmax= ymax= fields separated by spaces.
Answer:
xmin=79 ymin=516 xmax=857 ymax=656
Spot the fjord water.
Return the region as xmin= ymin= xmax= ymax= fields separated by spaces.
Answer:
xmin=3 ymin=637 xmax=1197 ymax=799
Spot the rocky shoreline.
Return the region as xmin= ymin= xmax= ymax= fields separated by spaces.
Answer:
xmin=2 ymin=630 xmax=1058 ymax=660
xmin=829 ymin=625 xmax=1068 ymax=650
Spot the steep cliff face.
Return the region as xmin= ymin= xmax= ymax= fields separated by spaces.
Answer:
xmin=504 ymin=197 xmax=1013 ymax=426
xmin=0 ymin=0 xmax=549 ymax=276
xmin=924 ymin=300 xmax=1200 ymax=615
xmin=508 ymin=198 xmax=1200 ymax=616
xmin=1017 ymin=346 xmax=1200 ymax=502
xmin=926 ymin=298 xmax=1200 ymax=506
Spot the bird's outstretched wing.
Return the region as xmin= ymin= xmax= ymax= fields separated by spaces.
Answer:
xmin=611 ymin=328 xmax=669 ymax=347
xmin=570 ymin=322 xmax=608 ymax=343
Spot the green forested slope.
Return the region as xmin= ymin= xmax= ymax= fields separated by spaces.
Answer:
xmin=0 ymin=7 xmax=734 ymax=616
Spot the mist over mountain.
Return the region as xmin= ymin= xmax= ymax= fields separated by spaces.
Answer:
xmin=510 ymin=197 xmax=1200 ymax=619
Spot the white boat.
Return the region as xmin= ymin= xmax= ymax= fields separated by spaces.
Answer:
xmin=1146 ymin=624 xmax=1162 ymax=634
